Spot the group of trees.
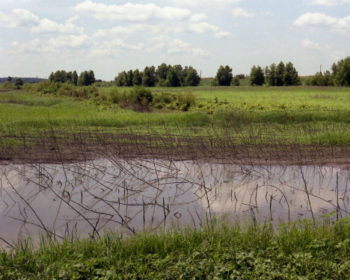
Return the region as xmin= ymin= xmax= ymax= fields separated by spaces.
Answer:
xmin=49 ymin=70 xmax=95 ymax=86
xmin=307 ymin=57 xmax=350 ymax=87
xmin=250 ymin=62 xmax=301 ymax=86
xmin=213 ymin=65 xmax=241 ymax=86
xmin=115 ymin=64 xmax=201 ymax=87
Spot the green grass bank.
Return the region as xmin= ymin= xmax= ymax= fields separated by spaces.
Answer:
xmin=1 ymin=220 xmax=350 ymax=279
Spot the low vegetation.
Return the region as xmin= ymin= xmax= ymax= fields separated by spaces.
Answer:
xmin=2 ymin=219 xmax=350 ymax=279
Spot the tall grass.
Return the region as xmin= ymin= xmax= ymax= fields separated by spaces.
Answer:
xmin=1 ymin=220 xmax=350 ymax=279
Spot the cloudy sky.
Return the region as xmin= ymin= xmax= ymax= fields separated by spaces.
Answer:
xmin=0 ymin=0 xmax=349 ymax=80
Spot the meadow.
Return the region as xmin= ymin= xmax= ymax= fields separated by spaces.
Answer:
xmin=1 ymin=85 xmax=350 ymax=151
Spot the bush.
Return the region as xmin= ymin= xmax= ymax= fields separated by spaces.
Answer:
xmin=306 ymin=71 xmax=334 ymax=86
xmin=108 ymin=89 xmax=123 ymax=104
xmin=2 ymin=81 xmax=15 ymax=89
xmin=126 ymin=87 xmax=154 ymax=111
xmin=177 ymin=91 xmax=196 ymax=111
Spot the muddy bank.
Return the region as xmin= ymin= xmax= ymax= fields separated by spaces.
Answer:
xmin=1 ymin=133 xmax=350 ymax=167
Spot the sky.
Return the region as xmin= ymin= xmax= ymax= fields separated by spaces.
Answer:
xmin=0 ymin=0 xmax=349 ymax=80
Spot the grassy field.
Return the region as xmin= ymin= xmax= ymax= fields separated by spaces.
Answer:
xmin=1 ymin=220 xmax=350 ymax=279
xmin=1 ymin=85 xmax=350 ymax=147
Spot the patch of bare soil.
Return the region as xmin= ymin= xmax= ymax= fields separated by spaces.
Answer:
xmin=1 ymin=132 xmax=350 ymax=167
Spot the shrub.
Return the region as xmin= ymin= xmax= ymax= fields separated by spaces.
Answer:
xmin=177 ymin=91 xmax=196 ymax=111
xmin=126 ymin=87 xmax=154 ymax=111
xmin=108 ymin=89 xmax=123 ymax=104
xmin=2 ymin=81 xmax=15 ymax=89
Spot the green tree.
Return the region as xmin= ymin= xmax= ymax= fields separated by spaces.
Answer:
xmin=126 ymin=70 xmax=134 ymax=86
xmin=115 ymin=71 xmax=127 ymax=86
xmin=142 ymin=66 xmax=157 ymax=87
xmin=184 ymin=66 xmax=201 ymax=86
xmin=284 ymin=62 xmax=300 ymax=86
xmin=133 ymin=69 xmax=143 ymax=86
xmin=332 ymin=57 xmax=350 ymax=86
xmin=156 ymin=63 xmax=169 ymax=86
xmin=72 ymin=71 xmax=78 ymax=86
xmin=276 ymin=62 xmax=285 ymax=86
xmin=266 ymin=64 xmax=277 ymax=86
xmin=15 ymin=78 xmax=23 ymax=89
xmin=250 ymin=65 xmax=265 ymax=86
xmin=214 ymin=65 xmax=233 ymax=86
xmin=166 ymin=66 xmax=181 ymax=87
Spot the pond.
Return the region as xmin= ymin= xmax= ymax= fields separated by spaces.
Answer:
xmin=1 ymin=158 xmax=349 ymax=247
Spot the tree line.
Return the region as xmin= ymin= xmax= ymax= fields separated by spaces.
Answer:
xmin=305 ymin=57 xmax=350 ymax=86
xmin=213 ymin=62 xmax=300 ymax=87
xmin=115 ymin=64 xmax=201 ymax=87
xmin=46 ymin=57 xmax=350 ymax=88
xmin=49 ymin=70 xmax=95 ymax=86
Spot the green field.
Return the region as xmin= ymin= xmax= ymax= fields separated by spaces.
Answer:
xmin=1 ymin=85 xmax=350 ymax=148
xmin=2 ymin=220 xmax=350 ymax=279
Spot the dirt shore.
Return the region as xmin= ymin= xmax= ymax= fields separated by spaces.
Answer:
xmin=1 ymin=133 xmax=350 ymax=167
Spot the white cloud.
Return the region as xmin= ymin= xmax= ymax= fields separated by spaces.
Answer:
xmin=167 ymin=39 xmax=210 ymax=56
xmin=171 ymin=0 xmax=241 ymax=6
xmin=0 ymin=9 xmax=39 ymax=28
xmin=301 ymin=39 xmax=321 ymax=50
xmin=189 ymin=22 xmax=219 ymax=33
xmin=311 ymin=0 xmax=350 ymax=6
xmin=90 ymin=39 xmax=144 ymax=57
xmin=12 ymin=34 xmax=91 ymax=54
xmin=148 ymin=37 xmax=210 ymax=57
xmin=232 ymin=8 xmax=255 ymax=18
xmin=294 ymin=13 xmax=350 ymax=34
xmin=31 ymin=18 xmax=83 ymax=34
xmin=74 ymin=1 xmax=191 ymax=21
xmin=0 ymin=8 xmax=83 ymax=34
xmin=48 ymin=35 xmax=90 ymax=49
xmin=215 ymin=31 xmax=231 ymax=38
xmin=93 ymin=24 xmax=149 ymax=37
xmin=94 ymin=20 xmax=224 ymax=38
xmin=190 ymin=13 xmax=208 ymax=22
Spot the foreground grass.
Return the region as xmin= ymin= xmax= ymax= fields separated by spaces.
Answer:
xmin=2 ymin=220 xmax=350 ymax=279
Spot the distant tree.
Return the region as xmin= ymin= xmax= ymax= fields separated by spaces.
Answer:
xmin=88 ymin=70 xmax=95 ymax=85
xmin=215 ymin=65 xmax=233 ymax=86
xmin=332 ymin=57 xmax=350 ymax=86
xmin=232 ymin=76 xmax=240 ymax=86
xmin=7 ymin=77 xmax=12 ymax=82
xmin=15 ymin=78 xmax=23 ymax=89
xmin=173 ymin=65 xmax=185 ymax=86
xmin=166 ymin=66 xmax=181 ymax=87
xmin=126 ymin=70 xmax=134 ymax=87
xmin=156 ymin=63 xmax=169 ymax=86
xmin=276 ymin=62 xmax=285 ymax=86
xmin=72 ymin=71 xmax=78 ymax=86
xmin=78 ymin=70 xmax=95 ymax=86
xmin=250 ymin=65 xmax=265 ymax=86
xmin=142 ymin=66 xmax=157 ymax=87
xmin=115 ymin=71 xmax=127 ymax=86
xmin=284 ymin=62 xmax=300 ymax=86
xmin=266 ymin=63 xmax=277 ymax=86
xmin=307 ymin=71 xmax=334 ymax=86
xmin=184 ymin=66 xmax=201 ymax=86
xmin=133 ymin=69 xmax=143 ymax=86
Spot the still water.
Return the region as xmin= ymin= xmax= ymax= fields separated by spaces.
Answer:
xmin=1 ymin=158 xmax=349 ymax=247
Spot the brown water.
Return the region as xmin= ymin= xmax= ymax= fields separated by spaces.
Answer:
xmin=1 ymin=159 xmax=349 ymax=247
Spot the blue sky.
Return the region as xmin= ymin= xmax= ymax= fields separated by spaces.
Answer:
xmin=0 ymin=0 xmax=349 ymax=80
